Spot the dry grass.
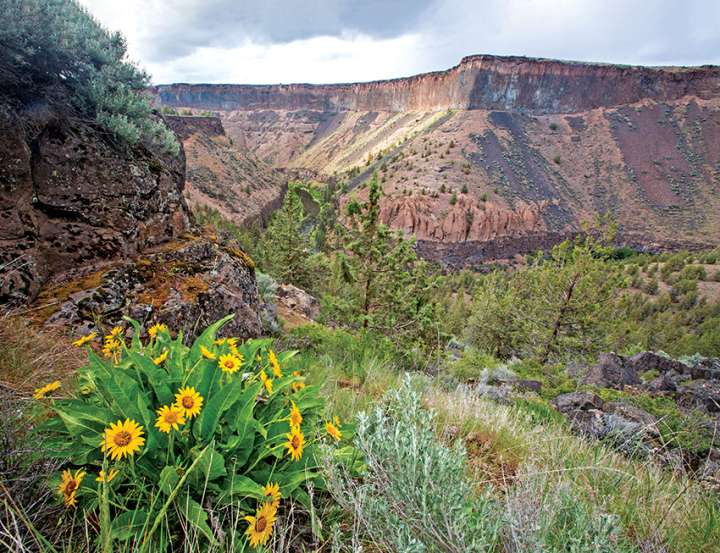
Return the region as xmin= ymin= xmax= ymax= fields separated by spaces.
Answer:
xmin=426 ymin=384 xmax=720 ymax=553
xmin=0 ymin=314 xmax=84 ymax=394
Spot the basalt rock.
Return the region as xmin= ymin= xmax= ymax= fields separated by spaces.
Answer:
xmin=0 ymin=104 xmax=190 ymax=305
xmin=583 ymin=352 xmax=641 ymax=389
xmin=42 ymin=238 xmax=261 ymax=341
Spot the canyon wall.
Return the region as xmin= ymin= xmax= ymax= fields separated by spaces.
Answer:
xmin=152 ymin=55 xmax=720 ymax=261
xmin=153 ymin=55 xmax=720 ymax=115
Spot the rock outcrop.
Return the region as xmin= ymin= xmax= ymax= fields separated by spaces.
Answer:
xmin=41 ymin=237 xmax=262 ymax=339
xmin=0 ymin=100 xmax=262 ymax=340
xmin=152 ymin=55 xmax=720 ymax=261
xmin=153 ymin=55 xmax=720 ymax=114
xmin=0 ymin=105 xmax=190 ymax=304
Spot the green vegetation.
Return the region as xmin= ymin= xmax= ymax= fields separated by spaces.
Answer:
xmin=5 ymin=317 xmax=349 ymax=551
xmin=0 ymin=0 xmax=178 ymax=154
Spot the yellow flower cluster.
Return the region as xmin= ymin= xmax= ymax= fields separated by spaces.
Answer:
xmin=101 ymin=327 xmax=124 ymax=362
xmin=33 ymin=380 xmax=61 ymax=400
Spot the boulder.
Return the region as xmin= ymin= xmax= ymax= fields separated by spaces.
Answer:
xmin=690 ymin=358 xmax=720 ymax=381
xmin=276 ymin=283 xmax=320 ymax=321
xmin=626 ymin=351 xmax=688 ymax=375
xmin=677 ymin=380 xmax=720 ymax=413
xmin=552 ymin=391 xmax=604 ymax=412
xmin=583 ymin=353 xmax=639 ymax=389
xmin=604 ymin=402 xmax=660 ymax=438
xmin=514 ymin=379 xmax=542 ymax=394
xmin=42 ymin=238 xmax=261 ymax=340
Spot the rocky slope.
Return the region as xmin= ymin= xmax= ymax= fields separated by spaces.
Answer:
xmin=153 ymin=55 xmax=720 ymax=264
xmin=0 ymin=99 xmax=261 ymax=338
xmin=164 ymin=115 xmax=286 ymax=227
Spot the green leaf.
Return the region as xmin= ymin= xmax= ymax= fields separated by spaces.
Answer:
xmin=220 ymin=474 xmax=264 ymax=502
xmin=193 ymin=378 xmax=244 ymax=442
xmin=180 ymin=496 xmax=217 ymax=546
xmin=111 ymin=509 xmax=148 ymax=542
xmin=194 ymin=446 xmax=226 ymax=482
xmin=159 ymin=466 xmax=179 ymax=495
xmin=129 ymin=351 xmax=173 ymax=405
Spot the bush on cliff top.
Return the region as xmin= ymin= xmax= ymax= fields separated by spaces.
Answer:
xmin=0 ymin=0 xmax=178 ymax=155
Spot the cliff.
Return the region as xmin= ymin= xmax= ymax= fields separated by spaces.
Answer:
xmin=164 ymin=115 xmax=287 ymax=228
xmin=152 ymin=55 xmax=720 ymax=259
xmin=153 ymin=55 xmax=720 ymax=115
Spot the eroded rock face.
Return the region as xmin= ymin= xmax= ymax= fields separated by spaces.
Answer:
xmin=164 ymin=115 xmax=287 ymax=228
xmin=0 ymin=106 xmax=190 ymax=304
xmin=43 ymin=238 xmax=261 ymax=340
xmin=153 ymin=55 xmax=720 ymax=114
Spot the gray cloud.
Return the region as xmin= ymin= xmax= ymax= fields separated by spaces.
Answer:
xmin=140 ymin=0 xmax=435 ymax=62
xmin=81 ymin=0 xmax=720 ymax=84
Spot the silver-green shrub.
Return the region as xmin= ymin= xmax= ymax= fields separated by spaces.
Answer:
xmin=326 ymin=376 xmax=500 ymax=552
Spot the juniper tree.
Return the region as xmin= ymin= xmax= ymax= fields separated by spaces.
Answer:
xmin=259 ymin=188 xmax=315 ymax=291
xmin=330 ymin=174 xmax=439 ymax=352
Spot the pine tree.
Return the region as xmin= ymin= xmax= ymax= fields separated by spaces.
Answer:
xmin=335 ymin=174 xmax=439 ymax=351
xmin=260 ymin=188 xmax=314 ymax=291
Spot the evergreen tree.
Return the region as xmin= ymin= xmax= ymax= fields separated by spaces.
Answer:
xmin=260 ymin=188 xmax=315 ymax=291
xmin=328 ymin=174 xmax=439 ymax=352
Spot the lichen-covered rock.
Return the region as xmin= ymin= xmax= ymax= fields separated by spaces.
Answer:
xmin=276 ymin=284 xmax=320 ymax=321
xmin=42 ymin=238 xmax=261 ymax=340
xmin=0 ymin=105 xmax=190 ymax=305
xmin=583 ymin=352 xmax=640 ymax=389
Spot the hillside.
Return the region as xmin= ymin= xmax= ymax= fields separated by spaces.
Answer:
xmin=153 ymin=55 xmax=720 ymax=263
xmin=163 ymin=115 xmax=287 ymax=227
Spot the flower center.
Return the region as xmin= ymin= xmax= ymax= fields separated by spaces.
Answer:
xmin=292 ymin=435 xmax=300 ymax=449
xmin=114 ymin=430 xmax=132 ymax=447
xmin=224 ymin=360 xmax=235 ymax=369
xmin=182 ymin=396 xmax=194 ymax=409
xmin=255 ymin=516 xmax=267 ymax=532
xmin=165 ymin=411 xmax=178 ymax=424
xmin=65 ymin=480 xmax=77 ymax=494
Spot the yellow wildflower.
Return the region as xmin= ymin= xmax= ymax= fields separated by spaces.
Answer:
xmin=289 ymin=401 xmax=302 ymax=428
xmin=291 ymin=370 xmax=306 ymax=392
xmin=285 ymin=425 xmax=305 ymax=461
xmin=155 ymin=405 xmax=186 ymax=433
xmin=260 ymin=370 xmax=273 ymax=395
xmin=153 ymin=349 xmax=169 ymax=365
xmin=325 ymin=420 xmax=342 ymax=442
xmin=96 ymin=468 xmax=118 ymax=483
xmin=244 ymin=501 xmax=277 ymax=547
xmin=148 ymin=322 xmax=168 ymax=339
xmin=200 ymin=345 xmax=217 ymax=360
xmin=72 ymin=332 xmax=96 ymax=348
xmin=109 ymin=326 xmax=123 ymax=337
xmin=219 ymin=353 xmax=242 ymax=373
xmin=33 ymin=380 xmax=61 ymax=400
xmin=263 ymin=482 xmax=281 ymax=507
xmin=174 ymin=387 xmax=203 ymax=419
xmin=268 ymin=350 xmax=282 ymax=378
xmin=101 ymin=419 xmax=145 ymax=461
xmin=58 ymin=468 xmax=85 ymax=508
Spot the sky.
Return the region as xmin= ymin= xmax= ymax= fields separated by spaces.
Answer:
xmin=79 ymin=0 xmax=720 ymax=85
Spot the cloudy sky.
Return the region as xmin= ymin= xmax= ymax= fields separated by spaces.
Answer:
xmin=79 ymin=0 xmax=720 ymax=85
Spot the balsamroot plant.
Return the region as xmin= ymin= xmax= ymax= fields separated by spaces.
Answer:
xmin=33 ymin=315 xmax=348 ymax=551
xmin=326 ymin=377 xmax=500 ymax=552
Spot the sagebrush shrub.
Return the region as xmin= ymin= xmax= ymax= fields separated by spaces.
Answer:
xmin=326 ymin=376 xmax=500 ymax=552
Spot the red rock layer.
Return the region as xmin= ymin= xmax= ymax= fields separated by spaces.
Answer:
xmin=152 ymin=55 xmax=720 ymax=115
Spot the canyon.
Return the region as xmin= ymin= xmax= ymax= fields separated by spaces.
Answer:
xmin=153 ymin=55 xmax=720 ymax=265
